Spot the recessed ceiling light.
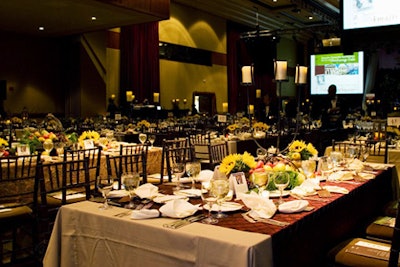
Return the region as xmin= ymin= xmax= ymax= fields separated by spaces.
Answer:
xmin=308 ymin=16 xmax=313 ymax=20
xmin=91 ymin=16 xmax=97 ymax=21
xmin=38 ymin=26 xmax=45 ymax=31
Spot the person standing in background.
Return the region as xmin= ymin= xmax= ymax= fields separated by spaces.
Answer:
xmin=321 ymin=84 xmax=348 ymax=129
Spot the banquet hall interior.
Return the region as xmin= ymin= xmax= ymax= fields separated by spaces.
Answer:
xmin=0 ymin=0 xmax=400 ymax=267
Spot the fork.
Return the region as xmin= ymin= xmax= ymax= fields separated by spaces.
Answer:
xmin=163 ymin=214 xmax=206 ymax=229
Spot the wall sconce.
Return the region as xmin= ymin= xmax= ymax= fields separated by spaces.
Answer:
xmin=153 ymin=92 xmax=160 ymax=103
xmin=295 ymin=65 xmax=308 ymax=85
xmin=256 ymin=89 xmax=261 ymax=99
xmin=126 ymin=91 xmax=134 ymax=102
xmin=222 ymin=102 xmax=228 ymax=113
xmin=248 ymin=104 xmax=254 ymax=115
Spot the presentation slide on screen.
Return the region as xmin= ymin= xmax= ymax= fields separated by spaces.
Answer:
xmin=343 ymin=0 xmax=400 ymax=30
xmin=310 ymin=52 xmax=364 ymax=95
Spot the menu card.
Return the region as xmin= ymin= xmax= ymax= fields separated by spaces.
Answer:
xmin=345 ymin=240 xmax=391 ymax=261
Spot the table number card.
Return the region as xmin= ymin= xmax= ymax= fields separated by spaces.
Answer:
xmin=229 ymin=172 xmax=248 ymax=198
xmin=83 ymin=139 xmax=94 ymax=149
xmin=217 ymin=115 xmax=227 ymax=123
xmin=17 ymin=144 xmax=30 ymax=156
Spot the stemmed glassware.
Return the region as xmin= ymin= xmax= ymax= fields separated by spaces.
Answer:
xmin=211 ymin=175 xmax=230 ymax=219
xmin=185 ymin=161 xmax=201 ymax=189
xmin=319 ymin=156 xmax=333 ymax=181
xmin=106 ymin=131 xmax=114 ymax=144
xmin=148 ymin=135 xmax=156 ymax=149
xmin=138 ymin=133 xmax=147 ymax=145
xmin=301 ymin=159 xmax=316 ymax=179
xmin=361 ymin=146 xmax=369 ymax=162
xmin=97 ymin=176 xmax=114 ymax=210
xmin=172 ymin=162 xmax=186 ymax=191
xmin=54 ymin=142 xmax=65 ymax=159
xmin=272 ymin=171 xmax=290 ymax=205
xmin=43 ymin=139 xmax=54 ymax=155
xmin=200 ymin=181 xmax=218 ymax=224
xmin=122 ymin=172 xmax=140 ymax=209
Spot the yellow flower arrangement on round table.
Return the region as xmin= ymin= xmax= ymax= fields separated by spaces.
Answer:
xmin=219 ymin=152 xmax=257 ymax=175
xmin=0 ymin=137 xmax=9 ymax=147
xmin=287 ymin=140 xmax=318 ymax=160
xmin=78 ymin=130 xmax=100 ymax=147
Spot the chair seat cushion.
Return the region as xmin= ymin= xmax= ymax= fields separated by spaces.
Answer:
xmin=366 ymin=217 xmax=394 ymax=243
xmin=0 ymin=205 xmax=32 ymax=220
xmin=328 ymin=238 xmax=391 ymax=267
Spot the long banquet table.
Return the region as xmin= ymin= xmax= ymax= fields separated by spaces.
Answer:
xmin=43 ymin=166 xmax=396 ymax=267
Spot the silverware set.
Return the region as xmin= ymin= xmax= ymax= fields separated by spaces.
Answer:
xmin=163 ymin=214 xmax=206 ymax=229
xmin=241 ymin=212 xmax=290 ymax=227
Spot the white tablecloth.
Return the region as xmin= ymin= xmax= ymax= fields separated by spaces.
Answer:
xmin=43 ymin=201 xmax=272 ymax=267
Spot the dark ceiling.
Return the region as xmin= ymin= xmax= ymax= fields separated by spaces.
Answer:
xmin=0 ymin=0 xmax=340 ymax=41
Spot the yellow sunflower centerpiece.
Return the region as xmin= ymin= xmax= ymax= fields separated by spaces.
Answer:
xmin=287 ymin=140 xmax=318 ymax=169
xmin=219 ymin=152 xmax=257 ymax=176
xmin=78 ymin=130 xmax=100 ymax=148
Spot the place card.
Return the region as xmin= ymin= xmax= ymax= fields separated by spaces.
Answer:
xmin=217 ymin=115 xmax=227 ymax=123
xmin=229 ymin=172 xmax=248 ymax=198
xmin=17 ymin=144 xmax=30 ymax=156
xmin=83 ymin=139 xmax=94 ymax=149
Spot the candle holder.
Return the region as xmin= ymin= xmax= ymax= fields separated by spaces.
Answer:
xmin=241 ymin=64 xmax=254 ymax=124
xmin=273 ymin=60 xmax=288 ymax=153
xmin=295 ymin=65 xmax=308 ymax=133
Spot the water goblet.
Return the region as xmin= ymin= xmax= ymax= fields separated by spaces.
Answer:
xmin=54 ymin=142 xmax=65 ymax=158
xmin=138 ymin=133 xmax=147 ymax=145
xmin=211 ymin=178 xmax=230 ymax=218
xmin=43 ymin=139 xmax=54 ymax=155
xmin=106 ymin=131 xmax=114 ymax=144
xmin=318 ymin=156 xmax=333 ymax=181
xmin=200 ymin=181 xmax=218 ymax=224
xmin=330 ymin=151 xmax=343 ymax=167
xmin=272 ymin=171 xmax=290 ymax=205
xmin=172 ymin=162 xmax=186 ymax=191
xmin=122 ymin=172 xmax=140 ymax=209
xmin=148 ymin=135 xmax=156 ymax=149
xmin=97 ymin=176 xmax=114 ymax=210
xmin=185 ymin=161 xmax=201 ymax=189
xmin=301 ymin=159 xmax=317 ymax=179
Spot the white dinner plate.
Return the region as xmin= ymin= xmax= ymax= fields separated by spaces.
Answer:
xmin=203 ymin=202 xmax=243 ymax=212
xmin=174 ymin=189 xmax=202 ymax=198
xmin=268 ymin=190 xmax=290 ymax=198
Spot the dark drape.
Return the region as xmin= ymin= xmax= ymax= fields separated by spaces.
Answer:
xmin=227 ymin=21 xmax=276 ymax=117
xmin=120 ymin=22 xmax=160 ymax=108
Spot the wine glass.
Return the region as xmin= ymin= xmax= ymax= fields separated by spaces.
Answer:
xmin=148 ymin=135 xmax=156 ymax=149
xmin=43 ymin=139 xmax=54 ymax=155
xmin=272 ymin=171 xmax=290 ymax=205
xmin=106 ymin=131 xmax=114 ymax=144
xmin=211 ymin=178 xmax=230 ymax=218
xmin=330 ymin=151 xmax=343 ymax=167
xmin=138 ymin=133 xmax=147 ymax=145
xmin=97 ymin=176 xmax=114 ymax=210
xmin=185 ymin=161 xmax=201 ymax=189
xmin=54 ymin=142 xmax=65 ymax=158
xmin=361 ymin=146 xmax=369 ymax=162
xmin=172 ymin=162 xmax=186 ymax=191
xmin=319 ymin=156 xmax=333 ymax=181
xmin=200 ymin=181 xmax=218 ymax=224
xmin=122 ymin=172 xmax=140 ymax=209
xmin=301 ymin=159 xmax=316 ymax=179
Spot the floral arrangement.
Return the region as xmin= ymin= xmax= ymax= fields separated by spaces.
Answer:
xmin=252 ymin=121 xmax=269 ymax=131
xmin=219 ymin=152 xmax=257 ymax=175
xmin=137 ymin=120 xmax=151 ymax=129
xmin=287 ymin=140 xmax=318 ymax=160
xmin=78 ymin=130 xmax=100 ymax=143
xmin=226 ymin=124 xmax=239 ymax=132
xmin=0 ymin=137 xmax=8 ymax=147
xmin=239 ymin=117 xmax=250 ymax=125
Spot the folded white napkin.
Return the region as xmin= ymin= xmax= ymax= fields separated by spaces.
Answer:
xmin=134 ymin=183 xmax=159 ymax=199
xmin=327 ymin=171 xmax=354 ymax=181
xmin=291 ymin=179 xmax=319 ymax=196
xmin=0 ymin=208 xmax=12 ymax=213
xmin=357 ymin=172 xmax=375 ymax=180
xmin=107 ymin=190 xmax=129 ymax=198
xmin=197 ymin=170 xmax=214 ymax=182
xmin=153 ymin=194 xmax=187 ymax=203
xmin=323 ymin=185 xmax=349 ymax=194
xmin=278 ymin=200 xmax=309 ymax=213
xmin=238 ymin=192 xmax=277 ymax=219
xmin=347 ymin=159 xmax=364 ymax=171
xmin=131 ymin=209 xmax=160 ymax=220
xmin=159 ymin=199 xmax=199 ymax=218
